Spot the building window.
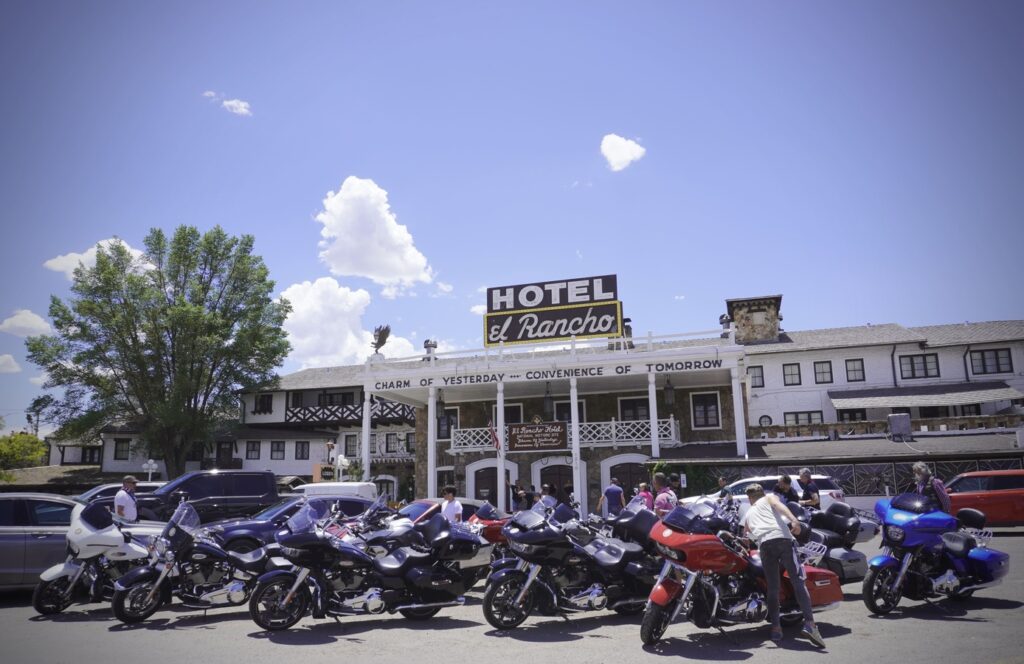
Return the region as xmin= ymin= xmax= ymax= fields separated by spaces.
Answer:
xmin=289 ymin=392 xmax=303 ymax=408
xmin=920 ymin=406 xmax=950 ymax=419
xmin=246 ymin=441 xmax=261 ymax=460
xmin=492 ymin=404 xmax=523 ymax=425
xmin=554 ymin=400 xmax=586 ymax=422
xmin=783 ymin=363 xmax=801 ymax=386
xmin=385 ymin=433 xmax=399 ymax=454
xmin=405 ymin=432 xmax=416 ymax=454
xmin=747 ymin=366 xmax=764 ymax=388
xmin=270 ymin=441 xmax=285 ymax=460
xmin=784 ymin=411 xmax=823 ymax=425
xmin=254 ymin=393 xmax=273 ymax=414
xmin=960 ymin=404 xmax=981 ymax=416
xmin=83 ymin=447 xmax=101 ymax=464
xmin=343 ymin=433 xmax=359 ymax=458
xmin=758 ymin=415 xmax=773 ymax=427
xmin=295 ymin=441 xmax=309 ymax=460
xmin=438 ymin=407 xmax=459 ymax=440
xmin=971 ymin=349 xmax=1013 ymax=375
xmin=113 ymin=439 xmax=131 ymax=460
xmin=846 ymin=358 xmax=865 ymax=382
xmin=814 ymin=361 xmax=833 ymax=384
xmin=691 ymin=392 xmax=721 ymax=429
xmin=900 ymin=354 xmax=939 ymax=379
xmin=618 ymin=397 xmax=649 ymax=422
xmin=319 ymin=392 xmax=355 ymax=406
xmin=838 ymin=409 xmax=867 ymax=422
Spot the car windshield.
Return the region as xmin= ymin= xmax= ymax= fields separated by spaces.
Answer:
xmin=812 ymin=478 xmax=840 ymax=490
xmin=250 ymin=497 xmax=299 ymax=522
xmin=890 ymin=492 xmax=941 ymax=515
xmin=166 ymin=502 xmax=202 ymax=535
xmin=397 ymin=502 xmax=433 ymax=522
xmin=286 ymin=500 xmax=331 ymax=534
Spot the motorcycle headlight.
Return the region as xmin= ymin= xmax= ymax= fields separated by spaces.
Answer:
xmin=154 ymin=537 xmax=169 ymax=556
xmin=656 ymin=542 xmax=685 ymax=562
xmin=885 ymin=526 xmax=905 ymax=544
xmin=508 ymin=540 xmax=539 ymax=555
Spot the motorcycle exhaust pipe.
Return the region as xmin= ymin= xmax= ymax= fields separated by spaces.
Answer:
xmin=956 ymin=580 xmax=1002 ymax=594
xmin=392 ymin=596 xmax=466 ymax=612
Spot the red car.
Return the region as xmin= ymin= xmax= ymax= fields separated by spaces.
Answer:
xmin=946 ymin=470 xmax=1024 ymax=526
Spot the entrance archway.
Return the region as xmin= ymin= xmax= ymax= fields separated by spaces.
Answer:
xmin=465 ymin=458 xmax=519 ymax=507
xmin=599 ymin=453 xmax=650 ymax=515
xmin=529 ymin=456 xmax=589 ymax=515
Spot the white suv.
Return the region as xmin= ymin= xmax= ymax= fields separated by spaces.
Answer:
xmin=681 ymin=474 xmax=845 ymax=520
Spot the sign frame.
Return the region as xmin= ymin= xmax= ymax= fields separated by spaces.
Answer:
xmin=484 ymin=300 xmax=624 ymax=347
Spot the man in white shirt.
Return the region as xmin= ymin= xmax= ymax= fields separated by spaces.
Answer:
xmin=742 ymin=483 xmax=825 ymax=648
xmin=114 ymin=475 xmax=139 ymax=523
xmin=440 ymin=486 xmax=462 ymax=523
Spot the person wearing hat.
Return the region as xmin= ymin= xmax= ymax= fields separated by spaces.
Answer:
xmin=114 ymin=475 xmax=139 ymax=523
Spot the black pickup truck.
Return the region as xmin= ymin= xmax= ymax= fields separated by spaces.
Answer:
xmin=96 ymin=470 xmax=280 ymax=523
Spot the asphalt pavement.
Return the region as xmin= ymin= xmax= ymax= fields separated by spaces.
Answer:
xmin=1 ymin=532 xmax=1022 ymax=664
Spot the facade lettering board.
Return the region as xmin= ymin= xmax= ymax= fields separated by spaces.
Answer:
xmin=508 ymin=422 xmax=568 ymax=452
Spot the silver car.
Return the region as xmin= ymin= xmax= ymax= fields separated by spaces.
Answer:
xmin=0 ymin=493 xmax=80 ymax=589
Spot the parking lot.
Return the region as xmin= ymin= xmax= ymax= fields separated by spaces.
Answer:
xmin=0 ymin=533 xmax=1022 ymax=664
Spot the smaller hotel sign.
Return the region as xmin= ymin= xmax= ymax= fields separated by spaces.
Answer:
xmin=484 ymin=275 xmax=623 ymax=347
xmin=508 ymin=422 xmax=568 ymax=452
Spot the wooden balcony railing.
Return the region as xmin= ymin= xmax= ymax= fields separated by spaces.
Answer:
xmin=284 ymin=401 xmax=416 ymax=426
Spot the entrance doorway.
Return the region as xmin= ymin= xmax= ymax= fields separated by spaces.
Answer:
xmin=474 ymin=468 xmax=496 ymax=501
xmin=216 ymin=442 xmax=234 ymax=467
xmin=610 ymin=462 xmax=649 ymax=496
xmin=540 ymin=464 xmax=574 ymax=503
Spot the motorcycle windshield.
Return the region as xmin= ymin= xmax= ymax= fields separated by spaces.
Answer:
xmin=80 ymin=501 xmax=114 ymax=531
xmin=474 ymin=502 xmax=496 ymax=520
xmin=167 ymin=502 xmax=202 ymax=536
xmin=551 ymin=503 xmax=576 ymax=525
xmin=624 ymin=495 xmax=648 ymax=512
xmin=286 ymin=501 xmax=330 ymax=535
xmin=512 ymin=509 xmax=546 ymax=530
xmin=890 ymin=492 xmax=941 ymax=515
xmin=662 ymin=506 xmax=711 ymax=534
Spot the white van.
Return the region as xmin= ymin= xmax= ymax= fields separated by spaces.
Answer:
xmin=292 ymin=481 xmax=378 ymax=501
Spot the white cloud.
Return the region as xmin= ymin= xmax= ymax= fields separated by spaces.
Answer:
xmin=600 ymin=134 xmax=646 ymax=171
xmin=43 ymin=238 xmax=145 ymax=280
xmin=29 ymin=373 xmax=47 ymax=387
xmin=202 ymin=90 xmax=217 ymax=98
xmin=316 ymin=176 xmax=434 ymax=298
xmin=470 ymin=304 xmax=487 ymax=316
xmin=674 ymin=295 xmax=686 ymax=301
xmin=0 ymin=355 xmax=21 ymax=374
xmin=280 ymin=277 xmax=416 ymax=368
xmin=437 ymin=281 xmax=453 ymax=294
xmin=0 ymin=309 xmax=51 ymax=337
xmin=221 ymin=99 xmax=252 ymax=116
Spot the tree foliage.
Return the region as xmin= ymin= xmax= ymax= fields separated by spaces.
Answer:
xmin=0 ymin=432 xmax=47 ymax=481
xmin=26 ymin=227 xmax=291 ymax=478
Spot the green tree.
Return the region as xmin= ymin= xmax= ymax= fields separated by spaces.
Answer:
xmin=26 ymin=227 xmax=291 ymax=478
xmin=0 ymin=432 xmax=48 ymax=481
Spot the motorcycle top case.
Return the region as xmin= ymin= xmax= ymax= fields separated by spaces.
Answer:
xmin=802 ymin=567 xmax=843 ymax=606
xmin=967 ymin=547 xmax=1010 ymax=584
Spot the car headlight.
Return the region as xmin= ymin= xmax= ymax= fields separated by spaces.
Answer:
xmin=508 ymin=540 xmax=539 ymax=555
xmin=885 ymin=526 xmax=905 ymax=544
xmin=656 ymin=542 xmax=685 ymax=562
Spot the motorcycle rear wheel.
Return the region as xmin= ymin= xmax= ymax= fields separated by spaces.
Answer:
xmin=112 ymin=583 xmax=163 ymax=624
xmin=32 ymin=577 xmax=74 ymax=615
xmin=482 ymin=575 xmax=534 ymax=630
xmin=399 ymin=606 xmax=442 ymax=620
xmin=863 ymin=566 xmax=901 ymax=615
xmin=640 ymin=601 xmax=673 ymax=645
xmin=249 ymin=578 xmax=310 ymax=631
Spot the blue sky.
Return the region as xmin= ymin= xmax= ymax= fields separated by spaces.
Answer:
xmin=1 ymin=2 xmax=1022 ymax=432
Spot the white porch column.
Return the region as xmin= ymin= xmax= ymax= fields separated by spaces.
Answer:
xmin=427 ymin=386 xmax=437 ymax=499
xmin=569 ymin=377 xmax=584 ymax=514
xmin=731 ymin=367 xmax=749 ymax=458
xmin=361 ymin=389 xmax=372 ymax=481
xmin=648 ymin=372 xmax=661 ymax=458
xmin=496 ymin=382 xmax=507 ymax=513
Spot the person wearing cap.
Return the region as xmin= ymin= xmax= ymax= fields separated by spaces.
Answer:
xmin=114 ymin=475 xmax=139 ymax=523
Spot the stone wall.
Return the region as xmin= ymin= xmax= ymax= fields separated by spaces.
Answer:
xmin=727 ymin=296 xmax=782 ymax=344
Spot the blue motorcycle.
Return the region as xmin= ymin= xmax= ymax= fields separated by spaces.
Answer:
xmin=863 ymin=492 xmax=1010 ymax=615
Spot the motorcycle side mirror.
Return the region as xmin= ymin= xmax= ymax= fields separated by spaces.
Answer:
xmin=173 ymin=490 xmax=190 ymax=503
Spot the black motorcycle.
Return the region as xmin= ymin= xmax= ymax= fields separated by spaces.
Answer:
xmin=248 ymin=495 xmax=483 ymax=631
xmin=111 ymin=501 xmax=286 ymax=623
xmin=787 ymin=501 xmax=868 ymax=584
xmin=481 ymin=502 xmax=660 ymax=630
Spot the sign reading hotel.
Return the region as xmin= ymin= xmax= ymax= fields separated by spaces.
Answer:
xmin=484 ymin=275 xmax=623 ymax=347
xmin=508 ymin=422 xmax=568 ymax=452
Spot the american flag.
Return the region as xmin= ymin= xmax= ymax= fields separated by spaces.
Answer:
xmin=488 ymin=420 xmax=501 ymax=451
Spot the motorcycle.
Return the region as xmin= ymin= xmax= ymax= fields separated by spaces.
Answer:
xmin=862 ymin=492 xmax=1010 ymax=615
xmin=111 ymin=500 xmax=287 ymax=623
xmin=468 ymin=502 xmax=510 ymax=562
xmin=33 ymin=502 xmax=161 ymax=615
xmin=248 ymin=495 xmax=483 ymax=631
xmin=481 ymin=500 xmax=661 ymax=630
xmin=787 ymin=501 xmax=867 ymax=584
xmin=640 ymin=504 xmax=842 ymax=645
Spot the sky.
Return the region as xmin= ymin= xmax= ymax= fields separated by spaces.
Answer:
xmin=1 ymin=1 xmax=1022 ymax=433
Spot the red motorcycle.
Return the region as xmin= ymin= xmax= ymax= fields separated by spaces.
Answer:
xmin=640 ymin=504 xmax=842 ymax=645
xmin=467 ymin=502 xmax=510 ymax=561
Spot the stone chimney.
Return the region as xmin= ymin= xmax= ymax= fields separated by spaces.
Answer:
xmin=724 ymin=295 xmax=783 ymax=344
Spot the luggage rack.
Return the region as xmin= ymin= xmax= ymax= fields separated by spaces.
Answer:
xmin=962 ymin=528 xmax=994 ymax=547
xmin=853 ymin=508 xmax=881 ymax=527
xmin=797 ymin=541 xmax=828 ymax=566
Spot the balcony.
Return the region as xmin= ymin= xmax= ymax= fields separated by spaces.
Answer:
xmin=284 ymin=401 xmax=416 ymax=426
xmin=450 ymin=418 xmax=680 ymax=453
xmin=341 ymin=430 xmax=417 ymax=462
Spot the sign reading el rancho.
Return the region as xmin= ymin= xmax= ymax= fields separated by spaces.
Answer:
xmin=484 ymin=275 xmax=624 ymax=347
xmin=508 ymin=422 xmax=568 ymax=452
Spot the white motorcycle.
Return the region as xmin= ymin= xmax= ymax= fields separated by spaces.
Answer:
xmin=33 ymin=502 xmax=162 ymax=615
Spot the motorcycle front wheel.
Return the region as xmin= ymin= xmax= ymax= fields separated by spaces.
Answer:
xmin=32 ymin=576 xmax=74 ymax=615
xmin=863 ymin=566 xmax=902 ymax=615
xmin=482 ymin=575 xmax=534 ymax=630
xmin=249 ymin=578 xmax=310 ymax=631
xmin=640 ymin=601 xmax=674 ymax=645
xmin=111 ymin=582 xmax=163 ymax=624
xmin=399 ymin=606 xmax=442 ymax=620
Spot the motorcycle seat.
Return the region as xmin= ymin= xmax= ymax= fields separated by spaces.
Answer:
xmin=590 ymin=538 xmax=644 ymax=570
xmin=228 ymin=548 xmax=268 ymax=572
xmin=415 ymin=514 xmax=452 ymax=548
xmin=373 ymin=547 xmax=432 ymax=576
xmin=941 ymin=532 xmax=976 ymax=559
xmin=809 ymin=528 xmax=845 ymax=549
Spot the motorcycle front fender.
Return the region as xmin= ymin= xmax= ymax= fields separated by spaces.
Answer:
xmin=649 ymin=577 xmax=682 ymax=607
xmin=868 ymin=554 xmax=900 ymax=571
xmin=40 ymin=560 xmax=82 ymax=582
xmin=254 ymin=568 xmax=299 ymax=588
xmin=488 ymin=556 xmax=520 ymax=573
xmin=487 ymin=567 xmax=527 ymax=586
xmin=113 ymin=564 xmax=162 ymax=591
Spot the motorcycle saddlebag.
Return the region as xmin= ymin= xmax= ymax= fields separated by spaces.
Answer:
xmin=967 ymin=547 xmax=1010 ymax=584
xmin=405 ymin=566 xmax=460 ymax=591
xmin=802 ymin=566 xmax=843 ymax=606
xmin=827 ymin=547 xmax=867 ymax=584
xmin=436 ymin=529 xmax=481 ymax=561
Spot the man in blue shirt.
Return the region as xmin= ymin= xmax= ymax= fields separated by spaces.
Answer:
xmin=597 ymin=477 xmax=626 ymax=516
xmin=796 ymin=468 xmax=820 ymax=508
